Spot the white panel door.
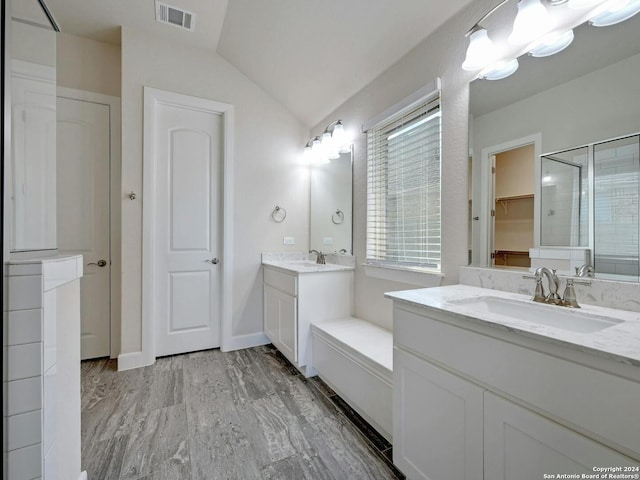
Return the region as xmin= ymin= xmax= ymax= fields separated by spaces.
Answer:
xmin=57 ymin=96 xmax=111 ymax=360
xmin=11 ymin=61 xmax=57 ymax=250
xmin=153 ymin=101 xmax=222 ymax=356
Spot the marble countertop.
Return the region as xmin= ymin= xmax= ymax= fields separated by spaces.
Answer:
xmin=385 ymin=284 xmax=640 ymax=368
xmin=262 ymin=259 xmax=355 ymax=274
xmin=262 ymin=252 xmax=355 ymax=274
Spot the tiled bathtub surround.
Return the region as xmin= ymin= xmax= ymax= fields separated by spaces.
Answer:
xmin=460 ymin=266 xmax=640 ymax=314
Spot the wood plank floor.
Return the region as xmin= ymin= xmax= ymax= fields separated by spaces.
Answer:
xmin=81 ymin=345 xmax=403 ymax=479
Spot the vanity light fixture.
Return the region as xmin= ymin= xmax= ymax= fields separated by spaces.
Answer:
xmin=462 ymin=0 xmax=565 ymax=75
xmin=462 ymin=0 xmax=638 ymax=79
xmin=303 ymin=120 xmax=350 ymax=165
xmin=479 ymin=58 xmax=520 ymax=80
xmin=462 ymin=27 xmax=499 ymax=71
xmin=568 ymin=0 xmax=603 ymax=7
xmin=589 ymin=0 xmax=640 ymax=26
xmin=528 ymin=29 xmax=575 ymax=57
xmin=509 ymin=0 xmax=554 ymax=45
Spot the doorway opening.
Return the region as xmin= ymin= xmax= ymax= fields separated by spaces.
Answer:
xmin=491 ymin=144 xmax=535 ymax=268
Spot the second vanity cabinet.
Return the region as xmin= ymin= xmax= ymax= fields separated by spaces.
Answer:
xmin=263 ymin=264 xmax=353 ymax=376
xmin=391 ymin=301 xmax=640 ymax=480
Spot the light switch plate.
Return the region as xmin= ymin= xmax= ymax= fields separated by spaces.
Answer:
xmin=283 ymin=237 xmax=295 ymax=245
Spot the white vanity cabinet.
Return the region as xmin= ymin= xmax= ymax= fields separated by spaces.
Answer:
xmin=394 ymin=347 xmax=483 ymax=480
xmin=391 ymin=302 xmax=640 ymax=480
xmin=484 ymin=392 xmax=635 ymax=480
xmin=263 ymin=264 xmax=353 ymax=376
xmin=264 ymin=281 xmax=298 ymax=363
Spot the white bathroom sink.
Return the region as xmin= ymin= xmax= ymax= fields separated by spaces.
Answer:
xmin=449 ymin=296 xmax=622 ymax=333
xmin=264 ymin=259 xmax=354 ymax=273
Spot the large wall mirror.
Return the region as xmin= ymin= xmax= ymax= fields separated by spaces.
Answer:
xmin=9 ymin=0 xmax=58 ymax=252
xmin=310 ymin=147 xmax=353 ymax=254
xmin=469 ymin=12 xmax=640 ymax=281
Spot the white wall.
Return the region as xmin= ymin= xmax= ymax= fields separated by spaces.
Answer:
xmin=119 ymin=28 xmax=309 ymax=356
xmin=309 ymin=3 xmax=640 ymax=330
xmin=473 ymin=52 xmax=640 ymax=162
xmin=310 ymin=1 xmax=494 ymax=329
xmin=56 ymin=32 xmax=121 ymax=97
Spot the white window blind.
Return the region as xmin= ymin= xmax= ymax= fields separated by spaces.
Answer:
xmin=366 ymin=91 xmax=441 ymax=270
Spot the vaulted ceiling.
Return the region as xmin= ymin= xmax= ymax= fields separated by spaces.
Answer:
xmin=44 ymin=0 xmax=475 ymax=126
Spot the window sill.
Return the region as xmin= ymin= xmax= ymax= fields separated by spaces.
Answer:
xmin=362 ymin=263 xmax=444 ymax=287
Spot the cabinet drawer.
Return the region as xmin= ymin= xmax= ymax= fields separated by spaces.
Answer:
xmin=264 ymin=267 xmax=297 ymax=296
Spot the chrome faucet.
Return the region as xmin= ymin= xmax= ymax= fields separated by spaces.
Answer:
xmin=530 ymin=267 xmax=585 ymax=308
xmin=534 ymin=267 xmax=561 ymax=304
xmin=575 ymin=264 xmax=595 ymax=278
xmin=309 ymin=249 xmax=326 ymax=264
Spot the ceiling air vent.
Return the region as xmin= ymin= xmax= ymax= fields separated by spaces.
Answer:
xmin=155 ymin=1 xmax=195 ymax=32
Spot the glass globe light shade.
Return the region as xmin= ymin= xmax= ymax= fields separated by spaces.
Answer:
xmin=509 ymin=0 xmax=553 ymax=45
xmin=462 ymin=28 xmax=497 ymax=71
xmin=528 ymin=29 xmax=574 ymax=57
xmin=479 ymin=58 xmax=519 ymax=81
xmin=590 ymin=0 xmax=640 ymax=26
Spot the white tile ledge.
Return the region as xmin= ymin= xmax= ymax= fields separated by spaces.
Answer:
xmin=363 ymin=262 xmax=444 ymax=287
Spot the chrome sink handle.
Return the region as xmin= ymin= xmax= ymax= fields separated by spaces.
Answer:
xmin=532 ymin=275 xmax=546 ymax=303
xmin=562 ymin=279 xmax=580 ymax=308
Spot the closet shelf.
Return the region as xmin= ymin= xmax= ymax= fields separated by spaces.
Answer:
xmin=495 ymin=194 xmax=534 ymax=202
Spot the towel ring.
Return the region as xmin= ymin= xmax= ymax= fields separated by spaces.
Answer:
xmin=272 ymin=205 xmax=287 ymax=223
xmin=331 ymin=209 xmax=344 ymax=224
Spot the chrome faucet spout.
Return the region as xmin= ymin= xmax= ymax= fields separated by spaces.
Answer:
xmin=309 ymin=250 xmax=326 ymax=264
xmin=535 ymin=267 xmax=561 ymax=304
xmin=575 ymin=264 xmax=595 ymax=278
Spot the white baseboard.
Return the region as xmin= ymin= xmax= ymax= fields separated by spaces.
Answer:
xmin=222 ymin=332 xmax=270 ymax=352
xmin=117 ymin=351 xmax=153 ymax=371
xmin=79 ymin=471 xmax=88 ymax=480
xmin=117 ymin=333 xmax=270 ymax=370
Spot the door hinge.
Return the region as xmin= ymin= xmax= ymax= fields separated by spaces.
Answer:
xmin=491 ymin=252 xmax=496 ymax=259
xmin=491 ymin=166 xmax=496 ymax=174
xmin=491 ymin=209 xmax=495 ymax=217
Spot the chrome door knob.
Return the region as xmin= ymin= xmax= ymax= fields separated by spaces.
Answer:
xmin=205 ymin=258 xmax=219 ymax=264
xmin=88 ymin=259 xmax=107 ymax=267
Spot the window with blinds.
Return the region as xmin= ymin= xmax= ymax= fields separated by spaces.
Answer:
xmin=366 ymin=91 xmax=441 ymax=270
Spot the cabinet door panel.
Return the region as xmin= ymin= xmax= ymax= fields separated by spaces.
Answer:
xmin=484 ymin=392 xmax=637 ymax=480
xmin=278 ymin=294 xmax=297 ymax=363
xmin=393 ymin=347 xmax=484 ymax=480
xmin=264 ymin=285 xmax=280 ymax=345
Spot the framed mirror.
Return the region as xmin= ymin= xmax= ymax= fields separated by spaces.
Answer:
xmin=469 ymin=12 xmax=640 ymax=279
xmin=9 ymin=0 xmax=58 ymax=252
xmin=309 ymin=146 xmax=353 ymax=254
